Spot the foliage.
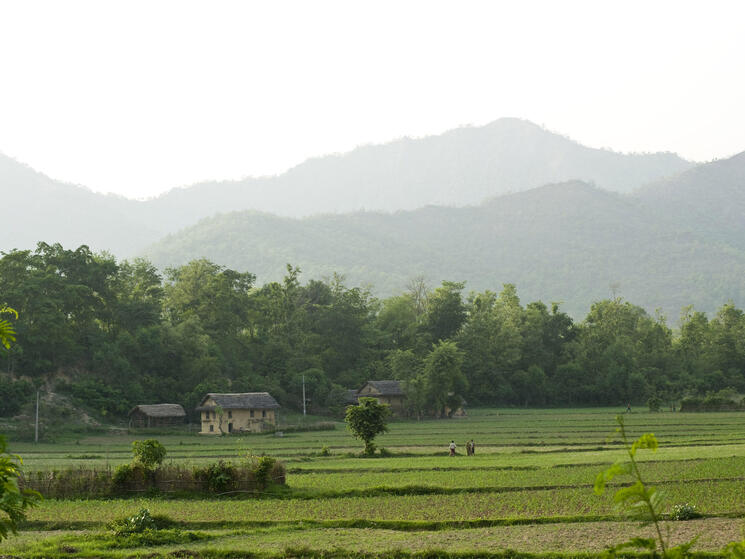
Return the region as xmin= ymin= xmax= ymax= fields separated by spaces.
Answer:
xmin=421 ymin=340 xmax=467 ymax=417
xmin=680 ymin=390 xmax=744 ymax=412
xmin=108 ymin=508 xmax=156 ymax=535
xmin=0 ymin=305 xmax=17 ymax=351
xmin=0 ymin=377 xmax=34 ymax=417
xmin=4 ymin=244 xmax=745 ymax=417
xmin=193 ymin=459 xmax=237 ymax=492
xmin=670 ymin=503 xmax=701 ymax=521
xmin=253 ymin=455 xmax=277 ymax=485
xmin=345 ymin=397 xmax=390 ymax=455
xmin=594 ymin=415 xmax=694 ymax=558
xmin=647 ymin=395 xmax=662 ymax=412
xmin=0 ymin=434 xmax=41 ymax=541
xmin=131 ymin=439 xmax=166 ymax=470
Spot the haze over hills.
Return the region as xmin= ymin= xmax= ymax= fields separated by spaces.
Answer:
xmin=2 ymin=118 xmax=693 ymax=256
xmin=150 ymin=118 xmax=693 ymax=220
xmin=4 ymin=118 xmax=744 ymax=320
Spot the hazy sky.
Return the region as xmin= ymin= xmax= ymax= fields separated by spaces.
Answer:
xmin=1 ymin=0 xmax=744 ymax=199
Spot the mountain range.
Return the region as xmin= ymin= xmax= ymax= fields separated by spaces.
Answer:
xmin=3 ymin=118 xmax=744 ymax=319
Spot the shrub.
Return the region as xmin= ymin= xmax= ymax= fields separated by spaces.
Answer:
xmin=132 ymin=439 xmax=166 ymax=470
xmin=112 ymin=463 xmax=147 ymax=492
xmin=193 ymin=460 xmax=236 ymax=493
xmin=319 ymin=446 xmax=331 ymax=456
xmin=254 ymin=456 xmax=276 ymax=486
xmin=671 ymin=503 xmax=702 ymax=520
xmin=108 ymin=508 xmax=156 ymax=535
xmin=647 ymin=395 xmax=662 ymax=412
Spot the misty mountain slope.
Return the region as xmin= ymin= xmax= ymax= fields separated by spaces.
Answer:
xmin=635 ymin=151 xmax=745 ymax=248
xmin=2 ymin=119 xmax=694 ymax=256
xmin=149 ymin=118 xmax=694 ymax=224
xmin=144 ymin=180 xmax=745 ymax=319
xmin=0 ymin=153 xmax=167 ymax=255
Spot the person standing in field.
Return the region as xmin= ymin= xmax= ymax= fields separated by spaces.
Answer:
xmin=449 ymin=440 xmax=456 ymax=456
xmin=470 ymin=439 xmax=475 ymax=455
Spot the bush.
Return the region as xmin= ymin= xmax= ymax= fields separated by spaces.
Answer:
xmin=112 ymin=463 xmax=147 ymax=491
xmin=319 ymin=445 xmax=331 ymax=456
xmin=193 ymin=460 xmax=236 ymax=493
xmin=647 ymin=395 xmax=662 ymax=412
xmin=670 ymin=503 xmax=701 ymax=520
xmin=254 ymin=456 xmax=276 ymax=486
xmin=108 ymin=508 xmax=156 ymax=535
xmin=132 ymin=439 xmax=166 ymax=470
xmin=680 ymin=392 xmax=743 ymax=412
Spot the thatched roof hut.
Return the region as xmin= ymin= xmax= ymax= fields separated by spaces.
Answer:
xmin=128 ymin=404 xmax=186 ymax=428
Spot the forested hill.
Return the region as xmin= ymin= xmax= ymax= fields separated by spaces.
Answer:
xmin=634 ymin=151 xmax=745 ymax=249
xmin=144 ymin=178 xmax=745 ymax=320
xmin=1 ymin=119 xmax=692 ymax=256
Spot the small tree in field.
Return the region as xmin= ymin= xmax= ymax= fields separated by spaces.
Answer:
xmin=132 ymin=439 xmax=166 ymax=470
xmin=345 ymin=397 xmax=390 ymax=456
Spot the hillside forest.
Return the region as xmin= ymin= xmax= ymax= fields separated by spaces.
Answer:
xmin=2 ymin=243 xmax=744 ymax=424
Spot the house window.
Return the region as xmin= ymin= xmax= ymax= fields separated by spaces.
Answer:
xmin=262 ymin=410 xmax=266 ymax=418
xmin=228 ymin=410 xmax=232 ymax=419
xmin=250 ymin=410 xmax=254 ymax=418
xmin=209 ymin=424 xmax=214 ymax=432
xmin=204 ymin=411 xmax=209 ymax=420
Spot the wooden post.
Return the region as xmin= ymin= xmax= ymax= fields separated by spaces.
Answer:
xmin=35 ymin=389 xmax=39 ymax=443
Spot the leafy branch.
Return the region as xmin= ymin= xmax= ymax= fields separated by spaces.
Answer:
xmin=594 ymin=414 xmax=694 ymax=558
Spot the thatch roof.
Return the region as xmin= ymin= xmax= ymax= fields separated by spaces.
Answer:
xmin=129 ymin=404 xmax=186 ymax=418
xmin=196 ymin=392 xmax=280 ymax=411
xmin=358 ymin=380 xmax=404 ymax=397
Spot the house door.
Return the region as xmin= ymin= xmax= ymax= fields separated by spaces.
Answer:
xmin=228 ymin=423 xmax=233 ymax=433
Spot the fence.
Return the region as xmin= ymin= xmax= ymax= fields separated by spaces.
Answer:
xmin=20 ymin=460 xmax=286 ymax=499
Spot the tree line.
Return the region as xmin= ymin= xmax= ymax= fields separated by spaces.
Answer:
xmin=1 ymin=243 xmax=744 ymax=421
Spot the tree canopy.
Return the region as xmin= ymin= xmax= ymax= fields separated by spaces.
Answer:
xmin=2 ymin=243 xmax=745 ymax=428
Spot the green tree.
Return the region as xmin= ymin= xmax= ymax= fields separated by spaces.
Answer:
xmin=422 ymin=281 xmax=466 ymax=342
xmin=132 ymin=439 xmax=167 ymax=470
xmin=345 ymin=397 xmax=390 ymax=455
xmin=422 ymin=340 xmax=468 ymax=417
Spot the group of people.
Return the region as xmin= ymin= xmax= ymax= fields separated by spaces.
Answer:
xmin=448 ymin=439 xmax=476 ymax=456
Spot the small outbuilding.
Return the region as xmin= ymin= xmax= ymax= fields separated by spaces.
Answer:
xmin=196 ymin=392 xmax=280 ymax=434
xmin=357 ymin=380 xmax=406 ymax=415
xmin=128 ymin=404 xmax=187 ymax=428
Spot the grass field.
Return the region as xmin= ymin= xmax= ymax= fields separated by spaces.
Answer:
xmin=3 ymin=408 xmax=745 ymax=558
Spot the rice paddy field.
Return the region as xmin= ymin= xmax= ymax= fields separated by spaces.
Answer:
xmin=3 ymin=408 xmax=745 ymax=558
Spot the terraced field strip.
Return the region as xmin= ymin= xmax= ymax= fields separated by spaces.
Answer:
xmin=24 ymin=479 xmax=745 ymax=524
xmin=288 ymin=456 xmax=745 ymax=491
xmin=6 ymin=518 xmax=743 ymax=557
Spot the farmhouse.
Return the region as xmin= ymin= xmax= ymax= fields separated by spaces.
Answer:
xmin=128 ymin=404 xmax=186 ymax=428
xmin=196 ymin=392 xmax=280 ymax=434
xmin=357 ymin=380 xmax=406 ymax=415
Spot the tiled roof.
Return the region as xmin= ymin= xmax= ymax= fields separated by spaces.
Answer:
xmin=358 ymin=380 xmax=404 ymax=396
xmin=129 ymin=404 xmax=186 ymax=418
xmin=196 ymin=392 xmax=280 ymax=411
